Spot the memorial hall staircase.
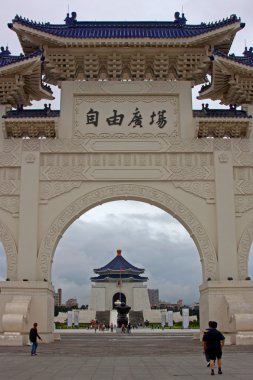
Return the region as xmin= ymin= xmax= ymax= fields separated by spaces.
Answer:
xmin=129 ymin=311 xmax=144 ymax=327
xmin=95 ymin=311 xmax=110 ymax=325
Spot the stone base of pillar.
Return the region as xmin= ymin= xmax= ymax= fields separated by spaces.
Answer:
xmin=0 ymin=281 xmax=55 ymax=346
xmin=200 ymin=281 xmax=253 ymax=345
xmin=0 ymin=332 xmax=25 ymax=346
xmin=235 ymin=332 xmax=253 ymax=345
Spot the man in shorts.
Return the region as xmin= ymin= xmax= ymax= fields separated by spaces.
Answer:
xmin=202 ymin=320 xmax=225 ymax=375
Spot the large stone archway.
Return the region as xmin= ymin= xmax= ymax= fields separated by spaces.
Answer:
xmin=0 ymin=81 xmax=253 ymax=344
xmin=37 ymin=183 xmax=217 ymax=282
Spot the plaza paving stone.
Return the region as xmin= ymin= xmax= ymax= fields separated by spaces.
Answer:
xmin=0 ymin=332 xmax=253 ymax=379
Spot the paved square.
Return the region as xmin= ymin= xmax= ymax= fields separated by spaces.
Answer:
xmin=0 ymin=333 xmax=253 ymax=379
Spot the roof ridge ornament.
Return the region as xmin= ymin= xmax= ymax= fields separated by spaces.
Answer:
xmin=174 ymin=11 xmax=187 ymax=25
xmin=64 ymin=11 xmax=77 ymax=26
xmin=0 ymin=46 xmax=11 ymax=57
xmin=243 ymin=46 xmax=253 ymax=57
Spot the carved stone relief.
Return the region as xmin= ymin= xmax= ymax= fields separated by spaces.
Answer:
xmin=213 ymin=139 xmax=231 ymax=151
xmin=235 ymin=180 xmax=253 ymax=195
xmin=218 ymin=153 xmax=229 ymax=163
xmin=238 ymin=220 xmax=253 ymax=279
xmin=0 ymin=196 xmax=19 ymax=214
xmin=234 ymin=167 xmax=253 ymax=181
xmin=22 ymin=139 xmax=41 ymax=151
xmin=0 ymin=140 xmax=21 ymax=166
xmin=40 ymin=164 xmax=214 ymax=181
xmin=232 ymin=139 xmax=252 ymax=166
xmin=235 ymin=195 xmax=253 ymax=215
xmin=233 ymin=153 xmax=253 ymax=167
xmin=38 ymin=184 xmax=217 ymax=282
xmin=0 ymin=168 xmax=20 ymax=181
xmin=25 ymin=153 xmax=36 ymax=163
xmin=0 ymin=221 xmax=18 ymax=280
xmin=40 ymin=181 xmax=82 ymax=201
xmin=39 ymin=152 xmax=214 ymax=181
xmin=173 ymin=181 xmax=215 ymax=202
xmin=39 ymin=137 xmax=216 ymax=153
xmin=0 ymin=181 xmax=20 ymax=195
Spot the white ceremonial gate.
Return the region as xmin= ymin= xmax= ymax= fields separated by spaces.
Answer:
xmin=1 ymin=10 xmax=253 ymax=345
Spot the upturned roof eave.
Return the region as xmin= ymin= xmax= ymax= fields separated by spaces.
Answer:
xmin=90 ymin=276 xmax=148 ymax=282
xmin=3 ymin=115 xmax=58 ymax=121
xmin=10 ymin=20 xmax=242 ymax=54
xmin=213 ymin=54 xmax=253 ymax=72
xmin=198 ymin=56 xmax=253 ymax=101
xmin=94 ymin=268 xmax=144 ymax=274
xmin=0 ymin=54 xmax=41 ymax=74
xmin=193 ymin=115 xmax=250 ymax=121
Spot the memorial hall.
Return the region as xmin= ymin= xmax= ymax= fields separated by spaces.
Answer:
xmin=1 ymin=9 xmax=253 ymax=345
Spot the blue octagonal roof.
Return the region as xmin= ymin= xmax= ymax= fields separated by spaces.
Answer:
xmin=94 ymin=249 xmax=144 ymax=274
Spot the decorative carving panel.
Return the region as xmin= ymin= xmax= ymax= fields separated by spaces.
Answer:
xmin=0 ymin=181 xmax=20 ymax=195
xmin=235 ymin=180 xmax=253 ymax=195
xmin=0 ymin=196 xmax=19 ymax=214
xmin=40 ymin=181 xmax=82 ymax=201
xmin=173 ymin=181 xmax=215 ymax=202
xmin=235 ymin=195 xmax=253 ymax=215
xmin=39 ymin=153 xmax=214 ymax=181
xmin=40 ymin=137 xmax=215 ymax=153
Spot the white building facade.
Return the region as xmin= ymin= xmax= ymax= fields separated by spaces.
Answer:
xmin=89 ymin=249 xmax=151 ymax=311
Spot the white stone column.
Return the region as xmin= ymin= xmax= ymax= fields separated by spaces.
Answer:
xmin=214 ymin=151 xmax=238 ymax=280
xmin=0 ymin=105 xmax=10 ymax=143
xmin=17 ymin=151 xmax=40 ymax=281
xmin=177 ymin=81 xmax=195 ymax=138
xmin=59 ymin=81 xmax=74 ymax=138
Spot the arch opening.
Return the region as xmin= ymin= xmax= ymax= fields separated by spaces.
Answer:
xmin=52 ymin=200 xmax=202 ymax=312
xmin=113 ymin=292 xmax=126 ymax=309
xmin=39 ymin=184 xmax=217 ymax=284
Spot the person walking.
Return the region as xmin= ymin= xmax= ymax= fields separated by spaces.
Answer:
xmin=29 ymin=322 xmax=42 ymax=356
xmin=202 ymin=320 xmax=225 ymax=375
xmin=202 ymin=325 xmax=212 ymax=367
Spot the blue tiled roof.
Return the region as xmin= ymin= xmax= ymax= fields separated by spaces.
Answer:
xmin=91 ymin=274 xmax=148 ymax=281
xmin=193 ymin=107 xmax=251 ymax=118
xmin=3 ymin=107 xmax=250 ymax=120
xmin=0 ymin=50 xmax=42 ymax=68
xmin=94 ymin=251 xmax=144 ymax=274
xmin=213 ymin=48 xmax=253 ymax=67
xmin=3 ymin=107 xmax=59 ymax=118
xmin=9 ymin=13 xmax=243 ymax=39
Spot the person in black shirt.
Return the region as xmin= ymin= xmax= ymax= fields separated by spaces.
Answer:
xmin=202 ymin=320 xmax=225 ymax=375
xmin=29 ymin=322 xmax=42 ymax=356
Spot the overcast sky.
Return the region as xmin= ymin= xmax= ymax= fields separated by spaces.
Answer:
xmin=0 ymin=0 xmax=253 ymax=306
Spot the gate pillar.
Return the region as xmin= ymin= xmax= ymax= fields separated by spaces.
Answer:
xmin=0 ymin=281 xmax=54 ymax=345
xmin=214 ymin=151 xmax=238 ymax=280
xmin=17 ymin=151 xmax=40 ymax=281
xmin=200 ymin=281 xmax=253 ymax=344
